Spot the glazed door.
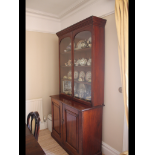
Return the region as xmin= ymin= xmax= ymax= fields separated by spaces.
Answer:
xmin=60 ymin=36 xmax=73 ymax=97
xmin=51 ymin=99 xmax=62 ymax=143
xmin=73 ymin=30 xmax=92 ymax=104
xmin=62 ymin=104 xmax=80 ymax=155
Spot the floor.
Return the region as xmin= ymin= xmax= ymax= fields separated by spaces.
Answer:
xmin=38 ymin=129 xmax=105 ymax=155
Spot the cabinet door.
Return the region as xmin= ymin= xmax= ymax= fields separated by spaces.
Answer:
xmin=51 ymin=99 xmax=62 ymax=143
xmin=73 ymin=29 xmax=92 ymax=106
xmin=62 ymin=105 xmax=79 ymax=154
xmin=60 ymin=36 xmax=73 ymax=97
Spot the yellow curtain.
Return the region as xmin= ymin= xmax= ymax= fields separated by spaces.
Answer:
xmin=115 ymin=0 xmax=128 ymax=155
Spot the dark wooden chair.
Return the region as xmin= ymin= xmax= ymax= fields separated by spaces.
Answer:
xmin=27 ymin=111 xmax=40 ymax=141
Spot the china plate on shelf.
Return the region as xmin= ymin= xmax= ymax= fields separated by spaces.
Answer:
xmin=85 ymin=71 xmax=91 ymax=82
xmin=79 ymin=71 xmax=85 ymax=81
xmin=74 ymin=71 xmax=78 ymax=79
xmin=68 ymin=70 xmax=72 ymax=79
xmin=78 ymin=83 xmax=86 ymax=98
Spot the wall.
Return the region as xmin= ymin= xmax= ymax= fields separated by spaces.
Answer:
xmin=26 ymin=0 xmax=124 ymax=153
xmin=26 ymin=13 xmax=61 ymax=34
xmin=26 ymin=31 xmax=59 ymax=118
xmin=102 ymin=14 xmax=124 ymax=153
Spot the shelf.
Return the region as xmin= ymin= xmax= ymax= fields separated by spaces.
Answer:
xmin=74 ymin=96 xmax=91 ymax=102
xmin=61 ymin=65 xmax=91 ymax=68
xmin=74 ymin=66 xmax=91 ymax=68
xmin=61 ymin=66 xmax=72 ymax=68
xmin=61 ymin=79 xmax=72 ymax=81
xmin=61 ymin=79 xmax=91 ymax=85
xmin=60 ymin=48 xmax=91 ymax=55
xmin=74 ymin=80 xmax=91 ymax=85
xmin=60 ymin=51 xmax=71 ymax=54
xmin=74 ymin=48 xmax=91 ymax=53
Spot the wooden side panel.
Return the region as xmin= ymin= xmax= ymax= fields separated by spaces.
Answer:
xmin=91 ymin=25 xmax=105 ymax=106
xmin=63 ymin=105 xmax=80 ymax=155
xmin=82 ymin=106 xmax=103 ymax=155
xmin=51 ymin=98 xmax=62 ymax=143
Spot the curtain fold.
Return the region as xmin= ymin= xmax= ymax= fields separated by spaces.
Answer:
xmin=115 ymin=0 xmax=128 ymax=155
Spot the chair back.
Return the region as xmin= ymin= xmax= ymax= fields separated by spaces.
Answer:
xmin=27 ymin=111 xmax=40 ymax=141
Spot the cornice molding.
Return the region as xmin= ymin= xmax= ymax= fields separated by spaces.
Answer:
xmin=26 ymin=8 xmax=60 ymax=22
xmin=56 ymin=16 xmax=106 ymax=37
xmin=59 ymin=0 xmax=95 ymax=19
xmin=99 ymin=11 xmax=115 ymax=19
xmin=26 ymin=29 xmax=56 ymax=34
xmin=26 ymin=0 xmax=97 ymax=21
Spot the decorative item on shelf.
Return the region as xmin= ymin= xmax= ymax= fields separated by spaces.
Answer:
xmin=85 ymin=96 xmax=91 ymax=101
xmin=75 ymin=40 xmax=84 ymax=50
xmin=68 ymin=70 xmax=72 ymax=79
xmin=88 ymin=79 xmax=91 ymax=82
xmin=65 ymin=62 xmax=68 ymax=66
xmin=85 ymin=71 xmax=91 ymax=82
xmin=64 ymin=42 xmax=75 ymax=52
xmin=79 ymin=71 xmax=85 ymax=81
xmin=63 ymin=81 xmax=71 ymax=93
xmin=74 ymin=93 xmax=79 ymax=97
xmin=68 ymin=59 xmax=72 ymax=66
xmin=74 ymin=59 xmax=76 ymax=65
xmin=87 ymin=37 xmax=92 ymax=48
xmin=85 ymin=85 xmax=91 ymax=98
xmin=68 ymin=91 xmax=72 ymax=95
xmin=88 ymin=43 xmax=91 ymax=48
xmin=74 ymin=83 xmax=78 ymax=93
xmin=74 ymin=71 xmax=78 ymax=79
xmin=66 ymin=43 xmax=71 ymax=52
xmin=87 ymin=37 xmax=91 ymax=43
xmin=87 ymin=58 xmax=91 ymax=66
xmin=63 ymin=75 xmax=67 ymax=79
xmin=78 ymin=83 xmax=86 ymax=99
xmin=79 ymin=58 xmax=87 ymax=66
xmin=78 ymin=77 xmax=83 ymax=81
xmin=81 ymin=40 xmax=88 ymax=48
xmin=64 ymin=91 xmax=68 ymax=94
xmin=75 ymin=59 xmax=80 ymax=66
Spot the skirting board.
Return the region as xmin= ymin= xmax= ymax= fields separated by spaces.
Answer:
xmin=40 ymin=121 xmax=47 ymax=130
xmin=102 ymin=142 xmax=120 ymax=155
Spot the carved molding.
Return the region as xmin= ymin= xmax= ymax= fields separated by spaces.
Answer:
xmin=56 ymin=16 xmax=106 ymax=37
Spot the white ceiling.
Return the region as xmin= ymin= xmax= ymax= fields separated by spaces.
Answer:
xmin=26 ymin=0 xmax=95 ymax=18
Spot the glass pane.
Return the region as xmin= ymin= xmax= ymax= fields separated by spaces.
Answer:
xmin=73 ymin=31 xmax=91 ymax=102
xmin=60 ymin=37 xmax=72 ymax=96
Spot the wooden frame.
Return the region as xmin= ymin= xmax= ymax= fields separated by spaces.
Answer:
xmin=50 ymin=16 xmax=106 ymax=155
xmin=57 ymin=16 xmax=106 ymax=107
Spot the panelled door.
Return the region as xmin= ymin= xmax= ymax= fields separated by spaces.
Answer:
xmin=62 ymin=104 xmax=80 ymax=155
xmin=51 ymin=99 xmax=62 ymax=143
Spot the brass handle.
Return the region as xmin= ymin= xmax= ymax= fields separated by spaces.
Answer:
xmin=118 ymin=87 xmax=122 ymax=93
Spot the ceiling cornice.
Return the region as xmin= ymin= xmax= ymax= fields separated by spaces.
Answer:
xmin=58 ymin=0 xmax=95 ymax=18
xmin=99 ymin=11 xmax=115 ymax=18
xmin=26 ymin=8 xmax=60 ymax=22
xmin=26 ymin=0 xmax=97 ymax=21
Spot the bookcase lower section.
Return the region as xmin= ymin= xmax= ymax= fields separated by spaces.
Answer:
xmin=51 ymin=95 xmax=103 ymax=155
